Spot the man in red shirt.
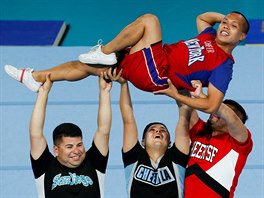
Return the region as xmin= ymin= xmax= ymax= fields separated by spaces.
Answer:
xmin=176 ymin=80 xmax=253 ymax=197
xmin=5 ymin=11 xmax=249 ymax=114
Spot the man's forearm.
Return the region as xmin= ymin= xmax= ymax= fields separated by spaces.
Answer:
xmin=197 ymin=12 xmax=225 ymax=26
xmin=98 ymin=91 xmax=112 ymax=135
xmin=30 ymin=92 xmax=48 ymax=137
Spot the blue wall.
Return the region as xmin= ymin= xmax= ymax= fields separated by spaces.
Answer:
xmin=0 ymin=46 xmax=263 ymax=197
xmin=1 ymin=0 xmax=264 ymax=46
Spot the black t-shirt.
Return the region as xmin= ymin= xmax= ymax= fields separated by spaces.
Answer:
xmin=122 ymin=141 xmax=189 ymax=198
xmin=30 ymin=141 xmax=108 ymax=198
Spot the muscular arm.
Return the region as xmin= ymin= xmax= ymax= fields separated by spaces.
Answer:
xmin=105 ymin=68 xmax=138 ymax=153
xmin=30 ymin=74 xmax=52 ymax=159
xmin=216 ymin=104 xmax=248 ymax=142
xmin=175 ymin=104 xmax=191 ymax=155
xmin=120 ymin=81 xmax=138 ymax=153
xmin=196 ymin=12 xmax=225 ymax=33
xmin=154 ymin=80 xmax=224 ymax=114
xmin=93 ymin=73 xmax=112 ymax=156
xmin=177 ymin=82 xmax=224 ymax=113
xmin=188 ymin=80 xmax=248 ymax=142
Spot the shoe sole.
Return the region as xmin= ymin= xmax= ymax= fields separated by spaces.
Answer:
xmin=79 ymin=59 xmax=117 ymax=66
xmin=79 ymin=60 xmax=117 ymax=66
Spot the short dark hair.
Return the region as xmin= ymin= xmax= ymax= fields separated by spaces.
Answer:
xmin=53 ymin=123 xmax=83 ymax=146
xmin=223 ymin=99 xmax=248 ymax=124
xmin=142 ymin=122 xmax=170 ymax=141
xmin=230 ymin=11 xmax=250 ymax=34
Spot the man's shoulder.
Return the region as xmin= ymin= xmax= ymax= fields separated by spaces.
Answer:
xmin=199 ymin=26 xmax=217 ymax=36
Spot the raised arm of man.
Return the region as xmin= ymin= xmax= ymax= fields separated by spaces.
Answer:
xmin=196 ymin=12 xmax=225 ymax=33
xmin=120 ymin=79 xmax=138 ymax=152
xmin=103 ymin=68 xmax=138 ymax=153
xmin=93 ymin=72 xmax=113 ymax=156
xmin=30 ymin=74 xmax=52 ymax=160
xmin=216 ymin=103 xmax=248 ymax=142
xmin=175 ymin=103 xmax=191 ymax=155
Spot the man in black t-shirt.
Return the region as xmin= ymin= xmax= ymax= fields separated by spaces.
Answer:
xmin=29 ymin=73 xmax=112 ymax=198
xmin=106 ymin=68 xmax=190 ymax=198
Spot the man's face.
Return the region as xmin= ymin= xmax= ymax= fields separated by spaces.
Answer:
xmin=209 ymin=114 xmax=226 ymax=131
xmin=143 ymin=124 xmax=170 ymax=149
xmin=216 ymin=13 xmax=247 ymax=46
xmin=53 ymin=136 xmax=86 ymax=168
xmin=209 ymin=104 xmax=241 ymax=131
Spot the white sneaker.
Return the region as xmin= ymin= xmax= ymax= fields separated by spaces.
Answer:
xmin=79 ymin=40 xmax=117 ymax=65
xmin=4 ymin=65 xmax=42 ymax=92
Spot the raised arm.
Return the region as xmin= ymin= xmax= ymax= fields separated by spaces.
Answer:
xmin=93 ymin=72 xmax=112 ymax=156
xmin=175 ymin=103 xmax=191 ymax=155
xmin=174 ymin=88 xmax=201 ymax=154
xmin=30 ymin=74 xmax=52 ymax=159
xmin=216 ymin=104 xmax=248 ymax=142
xmin=119 ymin=80 xmax=138 ymax=152
xmin=106 ymin=68 xmax=138 ymax=152
xmin=177 ymin=88 xmax=200 ymax=131
xmin=196 ymin=12 xmax=225 ymax=33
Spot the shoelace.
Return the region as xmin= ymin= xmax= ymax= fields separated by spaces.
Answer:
xmin=88 ymin=39 xmax=103 ymax=53
xmin=97 ymin=39 xmax=103 ymax=45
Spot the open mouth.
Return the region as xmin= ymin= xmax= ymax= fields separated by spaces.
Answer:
xmin=220 ymin=30 xmax=229 ymax=36
xmin=154 ymin=135 xmax=161 ymax=139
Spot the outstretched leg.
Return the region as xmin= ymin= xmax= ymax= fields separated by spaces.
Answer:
xmin=5 ymin=61 xmax=109 ymax=92
xmin=32 ymin=61 xmax=108 ymax=82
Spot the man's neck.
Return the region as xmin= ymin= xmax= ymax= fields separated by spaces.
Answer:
xmin=147 ymin=148 xmax=166 ymax=163
xmin=216 ymin=41 xmax=236 ymax=54
xmin=212 ymin=129 xmax=228 ymax=136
